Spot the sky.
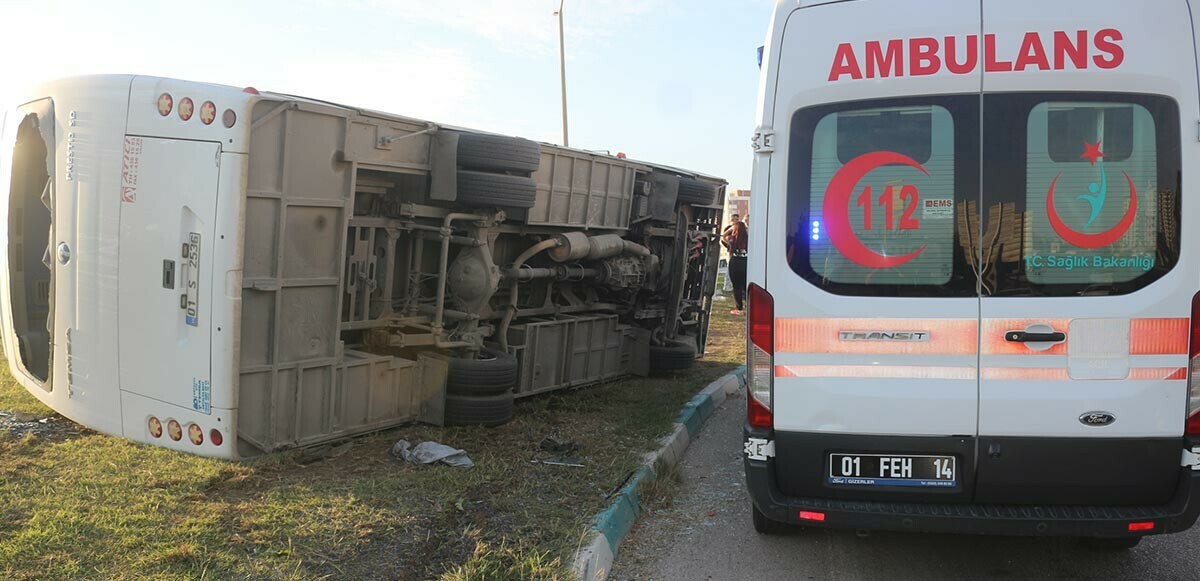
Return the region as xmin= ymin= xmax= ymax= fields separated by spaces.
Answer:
xmin=0 ymin=0 xmax=775 ymax=189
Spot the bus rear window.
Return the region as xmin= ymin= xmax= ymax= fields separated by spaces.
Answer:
xmin=5 ymin=101 xmax=55 ymax=384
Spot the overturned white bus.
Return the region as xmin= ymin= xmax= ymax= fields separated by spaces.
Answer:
xmin=0 ymin=75 xmax=725 ymax=458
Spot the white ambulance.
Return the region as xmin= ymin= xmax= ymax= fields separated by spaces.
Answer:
xmin=745 ymin=0 xmax=1200 ymax=546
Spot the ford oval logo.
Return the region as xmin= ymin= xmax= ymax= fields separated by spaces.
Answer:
xmin=57 ymin=242 xmax=71 ymax=265
xmin=1079 ymin=411 xmax=1116 ymax=427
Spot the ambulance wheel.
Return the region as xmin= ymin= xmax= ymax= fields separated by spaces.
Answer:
xmin=676 ymin=178 xmax=718 ymax=206
xmin=752 ymin=504 xmax=794 ymax=535
xmin=444 ymin=392 xmax=515 ymax=427
xmin=446 ymin=347 xmax=519 ymax=397
xmin=456 ymin=170 xmax=538 ymax=209
xmin=1084 ymin=537 xmax=1142 ymax=551
xmin=649 ymin=340 xmax=696 ymax=373
xmin=453 ymin=131 xmax=542 ymax=173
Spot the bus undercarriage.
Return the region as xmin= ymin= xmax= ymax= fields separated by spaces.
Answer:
xmin=235 ymin=99 xmax=725 ymax=453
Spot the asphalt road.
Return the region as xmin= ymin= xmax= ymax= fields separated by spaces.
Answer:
xmin=612 ymin=387 xmax=1200 ymax=581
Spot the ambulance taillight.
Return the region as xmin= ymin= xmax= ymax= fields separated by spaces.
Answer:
xmin=748 ymin=283 xmax=774 ymax=429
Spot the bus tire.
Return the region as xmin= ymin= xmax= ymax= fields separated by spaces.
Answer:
xmin=456 ymin=170 xmax=538 ymax=209
xmin=444 ymin=392 xmax=515 ymax=427
xmin=649 ymin=340 xmax=696 ymax=373
xmin=447 ymin=347 xmax=519 ymax=397
xmin=453 ymin=131 xmax=542 ymax=173
xmin=677 ymin=178 xmax=718 ymax=206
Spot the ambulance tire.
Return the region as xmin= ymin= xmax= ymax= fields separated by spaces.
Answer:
xmin=752 ymin=504 xmax=796 ymax=535
xmin=453 ymin=131 xmax=542 ymax=173
xmin=676 ymin=178 xmax=718 ymax=206
xmin=456 ymin=170 xmax=538 ymax=209
xmin=649 ymin=340 xmax=696 ymax=373
xmin=446 ymin=347 xmax=519 ymax=397
xmin=444 ymin=392 xmax=515 ymax=427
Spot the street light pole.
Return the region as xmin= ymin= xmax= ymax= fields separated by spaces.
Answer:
xmin=555 ymin=0 xmax=569 ymax=147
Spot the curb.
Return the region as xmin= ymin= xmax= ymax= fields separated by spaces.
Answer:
xmin=572 ymin=365 xmax=746 ymax=580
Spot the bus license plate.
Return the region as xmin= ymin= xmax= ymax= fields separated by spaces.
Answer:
xmin=185 ymin=232 xmax=201 ymax=327
xmin=828 ymin=453 xmax=956 ymax=488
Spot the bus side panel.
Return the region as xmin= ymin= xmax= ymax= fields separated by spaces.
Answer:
xmin=236 ymin=100 xmax=357 ymax=452
xmin=210 ymin=152 xmax=246 ymax=413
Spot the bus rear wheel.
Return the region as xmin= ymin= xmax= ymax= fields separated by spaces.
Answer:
xmin=444 ymin=392 xmax=515 ymax=427
xmin=456 ymin=170 xmax=537 ymax=209
xmin=447 ymin=347 xmax=519 ymax=397
xmin=649 ymin=340 xmax=696 ymax=373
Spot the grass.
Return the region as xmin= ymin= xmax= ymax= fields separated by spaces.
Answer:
xmin=0 ymin=369 xmax=50 ymax=415
xmin=0 ymin=308 xmax=745 ymax=580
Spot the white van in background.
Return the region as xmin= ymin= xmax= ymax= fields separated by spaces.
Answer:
xmin=745 ymin=0 xmax=1200 ymax=546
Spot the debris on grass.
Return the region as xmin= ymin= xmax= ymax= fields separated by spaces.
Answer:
xmin=0 ymin=409 xmax=82 ymax=441
xmin=539 ymin=436 xmax=580 ymax=455
xmin=606 ymin=469 xmax=639 ymax=499
xmin=531 ymin=457 xmax=585 ymax=468
xmin=534 ymin=437 xmax=584 ymax=467
xmin=392 ymin=439 xmax=475 ymax=468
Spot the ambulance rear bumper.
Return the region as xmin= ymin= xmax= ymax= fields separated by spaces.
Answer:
xmin=744 ymin=427 xmax=1200 ymax=538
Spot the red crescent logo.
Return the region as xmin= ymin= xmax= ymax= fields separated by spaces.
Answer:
xmin=1045 ymin=171 xmax=1137 ymax=249
xmin=823 ymin=151 xmax=928 ymax=268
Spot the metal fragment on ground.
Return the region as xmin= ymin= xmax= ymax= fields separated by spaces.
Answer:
xmin=391 ymin=439 xmax=474 ymax=468
xmin=532 ymin=457 xmax=585 ymax=467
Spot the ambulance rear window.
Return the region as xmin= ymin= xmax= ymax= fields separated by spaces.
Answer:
xmin=837 ymin=109 xmax=932 ymax=165
xmin=786 ymin=95 xmax=980 ymax=297
xmin=1047 ymin=105 xmax=1133 ymax=163
xmin=787 ymin=93 xmax=1179 ymax=298
xmin=982 ymin=93 xmax=1179 ymax=296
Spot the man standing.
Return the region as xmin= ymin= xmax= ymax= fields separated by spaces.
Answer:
xmin=722 ymin=214 xmax=748 ymax=315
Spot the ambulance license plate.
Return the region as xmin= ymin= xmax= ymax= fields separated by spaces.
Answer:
xmin=828 ymin=453 xmax=956 ymax=488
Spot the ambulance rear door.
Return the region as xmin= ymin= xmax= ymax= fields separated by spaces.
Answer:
xmin=975 ymin=0 xmax=1197 ymax=505
xmin=766 ymin=0 xmax=983 ymax=500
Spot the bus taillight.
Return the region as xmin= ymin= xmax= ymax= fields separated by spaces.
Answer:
xmin=200 ymin=101 xmax=216 ymax=125
xmin=157 ymin=93 xmax=173 ymax=116
xmin=187 ymin=424 xmax=204 ymax=445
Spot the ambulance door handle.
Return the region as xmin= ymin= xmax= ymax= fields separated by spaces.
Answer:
xmin=1005 ymin=331 xmax=1065 ymax=343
